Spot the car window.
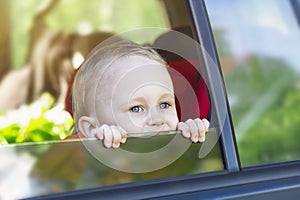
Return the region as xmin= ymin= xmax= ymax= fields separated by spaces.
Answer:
xmin=205 ymin=0 xmax=300 ymax=167
xmin=0 ymin=1 xmax=225 ymax=199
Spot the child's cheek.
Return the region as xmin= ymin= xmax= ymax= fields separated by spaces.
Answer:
xmin=123 ymin=112 xmax=147 ymax=133
xmin=166 ymin=109 xmax=179 ymax=130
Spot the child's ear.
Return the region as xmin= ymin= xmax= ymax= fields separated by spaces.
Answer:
xmin=78 ymin=116 xmax=97 ymax=137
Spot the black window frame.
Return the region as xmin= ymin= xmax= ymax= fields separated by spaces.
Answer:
xmin=291 ymin=0 xmax=300 ymax=26
xmin=187 ymin=0 xmax=240 ymax=172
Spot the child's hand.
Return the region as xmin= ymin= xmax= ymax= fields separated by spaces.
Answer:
xmin=177 ymin=118 xmax=210 ymax=143
xmin=92 ymin=124 xmax=127 ymax=148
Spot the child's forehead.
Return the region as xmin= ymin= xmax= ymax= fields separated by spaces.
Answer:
xmin=101 ymin=55 xmax=168 ymax=80
xmin=97 ymin=55 xmax=173 ymax=96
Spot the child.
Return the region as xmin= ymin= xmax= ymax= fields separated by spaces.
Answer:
xmin=71 ymin=40 xmax=209 ymax=148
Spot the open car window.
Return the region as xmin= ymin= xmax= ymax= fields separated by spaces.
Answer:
xmin=0 ymin=0 xmax=226 ymax=199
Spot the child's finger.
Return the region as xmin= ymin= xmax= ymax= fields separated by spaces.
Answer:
xmin=195 ymin=118 xmax=206 ymax=142
xmin=111 ymin=126 xmax=122 ymax=148
xmin=95 ymin=126 xmax=105 ymax=140
xmin=186 ymin=119 xmax=199 ymax=143
xmin=177 ymin=122 xmax=191 ymax=138
xmin=102 ymin=124 xmax=113 ymax=148
xmin=202 ymin=118 xmax=210 ymax=132
xmin=119 ymin=126 xmax=127 ymax=143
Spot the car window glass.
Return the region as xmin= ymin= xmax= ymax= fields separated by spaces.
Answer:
xmin=0 ymin=1 xmax=225 ymax=199
xmin=0 ymin=134 xmax=223 ymax=199
xmin=205 ymin=0 xmax=300 ymax=166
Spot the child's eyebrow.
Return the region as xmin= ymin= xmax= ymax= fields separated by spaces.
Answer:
xmin=128 ymin=97 xmax=147 ymax=104
xmin=159 ymin=93 xmax=175 ymax=100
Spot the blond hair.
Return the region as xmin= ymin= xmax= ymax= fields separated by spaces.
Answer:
xmin=72 ymin=40 xmax=166 ymax=128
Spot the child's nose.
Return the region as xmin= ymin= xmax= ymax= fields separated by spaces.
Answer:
xmin=147 ymin=106 xmax=165 ymax=126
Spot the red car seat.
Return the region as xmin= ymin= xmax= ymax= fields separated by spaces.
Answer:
xmin=152 ymin=26 xmax=211 ymax=121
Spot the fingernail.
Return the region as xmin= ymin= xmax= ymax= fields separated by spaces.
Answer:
xmin=192 ymin=136 xmax=198 ymax=143
xmin=199 ymin=136 xmax=205 ymax=142
xmin=113 ymin=143 xmax=120 ymax=148
xmin=121 ymin=138 xmax=127 ymax=143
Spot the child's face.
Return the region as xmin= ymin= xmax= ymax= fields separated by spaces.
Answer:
xmin=95 ymin=55 xmax=179 ymax=133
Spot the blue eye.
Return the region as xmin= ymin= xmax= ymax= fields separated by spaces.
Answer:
xmin=130 ymin=106 xmax=143 ymax=113
xmin=159 ymin=102 xmax=170 ymax=109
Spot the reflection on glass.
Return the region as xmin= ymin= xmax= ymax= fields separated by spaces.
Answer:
xmin=205 ymin=0 xmax=300 ymax=166
xmin=0 ymin=133 xmax=223 ymax=199
xmin=0 ymin=0 xmax=169 ymax=143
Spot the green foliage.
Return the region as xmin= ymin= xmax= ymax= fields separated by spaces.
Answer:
xmin=0 ymin=93 xmax=73 ymax=144
xmin=11 ymin=0 xmax=168 ymax=68
xmin=239 ymin=84 xmax=300 ymax=166
xmin=11 ymin=0 xmax=40 ymax=68
xmin=226 ymin=56 xmax=294 ymax=126
xmin=225 ymin=55 xmax=300 ymax=166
